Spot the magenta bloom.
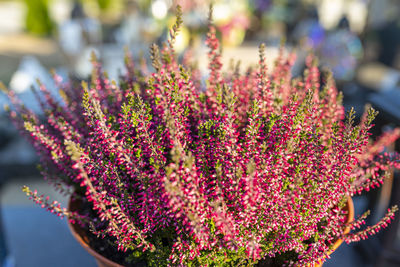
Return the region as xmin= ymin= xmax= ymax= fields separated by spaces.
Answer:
xmin=3 ymin=7 xmax=399 ymax=266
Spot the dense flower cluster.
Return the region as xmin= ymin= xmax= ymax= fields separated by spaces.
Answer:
xmin=2 ymin=6 xmax=400 ymax=266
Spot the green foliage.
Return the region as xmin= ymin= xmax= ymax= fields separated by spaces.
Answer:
xmin=199 ymin=119 xmax=226 ymax=139
xmin=145 ymin=233 xmax=174 ymax=266
xmin=264 ymin=113 xmax=280 ymax=133
xmin=195 ymin=247 xmax=256 ymax=266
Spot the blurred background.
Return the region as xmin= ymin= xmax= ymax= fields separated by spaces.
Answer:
xmin=1 ymin=0 xmax=400 ymax=266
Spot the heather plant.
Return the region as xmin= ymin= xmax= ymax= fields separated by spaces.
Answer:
xmin=2 ymin=6 xmax=400 ymax=266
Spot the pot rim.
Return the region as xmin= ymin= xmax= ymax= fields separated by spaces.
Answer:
xmin=327 ymin=195 xmax=354 ymax=252
xmin=313 ymin=195 xmax=354 ymax=266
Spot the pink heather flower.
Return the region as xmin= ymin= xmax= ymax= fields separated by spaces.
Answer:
xmin=2 ymin=5 xmax=399 ymax=266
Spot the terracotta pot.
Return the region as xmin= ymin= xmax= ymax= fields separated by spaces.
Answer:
xmin=68 ymin=196 xmax=354 ymax=267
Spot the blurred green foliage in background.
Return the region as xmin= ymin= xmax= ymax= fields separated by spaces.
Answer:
xmin=23 ymin=0 xmax=54 ymax=36
xmin=96 ymin=0 xmax=112 ymax=11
